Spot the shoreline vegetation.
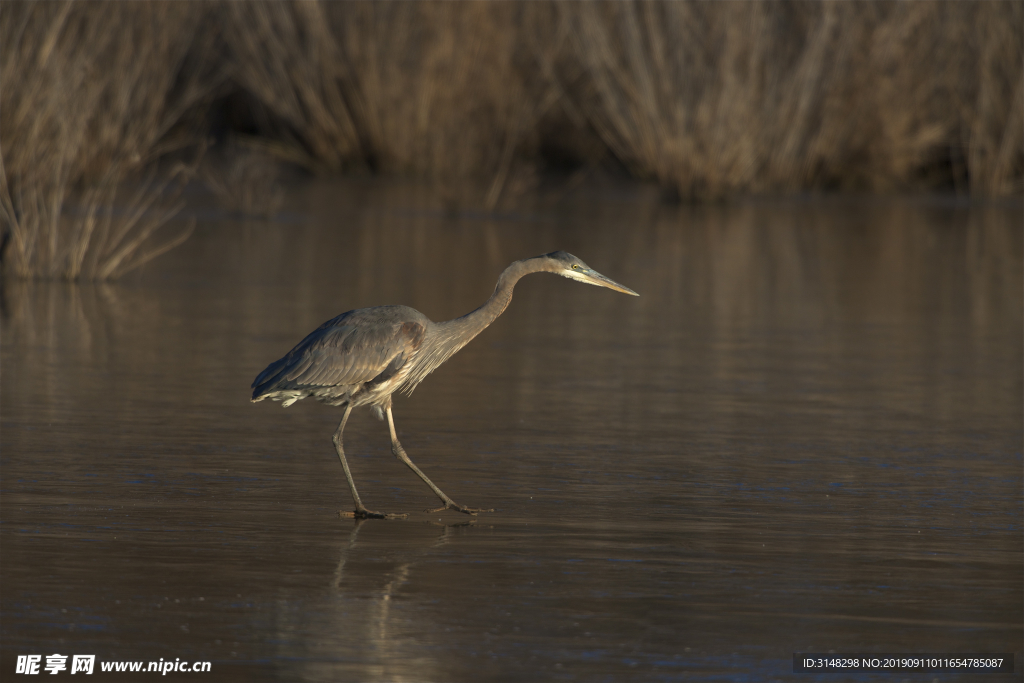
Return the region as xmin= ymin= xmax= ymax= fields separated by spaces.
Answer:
xmin=1 ymin=1 xmax=1021 ymax=279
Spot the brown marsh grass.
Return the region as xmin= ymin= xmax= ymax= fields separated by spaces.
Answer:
xmin=224 ymin=1 xmax=363 ymax=174
xmin=330 ymin=2 xmax=553 ymax=209
xmin=226 ymin=2 xmax=568 ymax=209
xmin=565 ymin=1 xmax=1023 ymax=199
xmin=1 ymin=0 xmax=1021 ymax=279
xmin=228 ymin=0 xmax=1021 ymax=203
xmin=0 ymin=1 xmax=219 ymax=279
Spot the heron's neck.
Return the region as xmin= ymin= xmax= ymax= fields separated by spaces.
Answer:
xmin=435 ymin=259 xmax=537 ymax=349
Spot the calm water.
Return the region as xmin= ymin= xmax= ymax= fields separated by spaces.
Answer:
xmin=2 ymin=181 xmax=1022 ymax=682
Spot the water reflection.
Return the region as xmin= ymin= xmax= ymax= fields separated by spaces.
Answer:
xmin=2 ymin=182 xmax=1020 ymax=681
xmin=264 ymin=520 xmax=473 ymax=682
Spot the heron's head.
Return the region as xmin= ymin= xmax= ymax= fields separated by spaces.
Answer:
xmin=539 ymin=251 xmax=639 ymax=296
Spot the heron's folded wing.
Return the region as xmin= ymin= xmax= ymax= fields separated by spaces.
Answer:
xmin=256 ymin=318 xmax=424 ymax=393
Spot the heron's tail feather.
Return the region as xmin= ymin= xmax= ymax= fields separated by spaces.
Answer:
xmin=251 ymin=356 xmax=294 ymax=401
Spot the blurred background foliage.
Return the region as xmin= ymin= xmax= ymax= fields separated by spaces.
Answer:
xmin=1 ymin=0 xmax=1021 ymax=278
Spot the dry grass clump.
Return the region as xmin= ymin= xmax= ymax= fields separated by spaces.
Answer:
xmin=224 ymin=2 xmax=363 ymax=173
xmin=225 ymin=2 xmax=567 ymax=209
xmin=957 ymin=1 xmax=1023 ymax=196
xmin=328 ymin=2 xmax=567 ymax=209
xmin=563 ymin=1 xmax=1023 ymax=199
xmin=232 ymin=0 xmax=1018 ymax=201
xmin=0 ymin=1 xmax=219 ymax=279
xmin=2 ymin=1 xmax=1021 ymax=280
xmin=836 ymin=1 xmax=1022 ymax=196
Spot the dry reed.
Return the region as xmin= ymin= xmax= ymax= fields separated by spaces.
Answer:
xmin=959 ymin=2 xmax=1024 ymax=196
xmin=2 ymin=1 xmax=1020 ymax=280
xmin=224 ymin=0 xmax=1020 ymax=201
xmin=329 ymin=2 xmax=568 ymax=209
xmin=223 ymin=2 xmax=363 ymax=173
xmin=225 ymin=2 xmax=567 ymax=209
xmin=563 ymin=1 xmax=1023 ymax=199
xmin=0 ymin=1 xmax=219 ymax=279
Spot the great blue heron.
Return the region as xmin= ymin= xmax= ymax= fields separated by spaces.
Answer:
xmin=252 ymin=251 xmax=638 ymax=519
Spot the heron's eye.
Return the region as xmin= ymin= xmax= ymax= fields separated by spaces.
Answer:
xmin=571 ymin=264 xmax=581 ymax=270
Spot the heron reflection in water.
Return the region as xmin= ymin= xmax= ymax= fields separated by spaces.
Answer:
xmin=252 ymin=251 xmax=638 ymax=519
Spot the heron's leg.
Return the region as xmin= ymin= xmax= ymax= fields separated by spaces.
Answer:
xmin=386 ymin=407 xmax=493 ymax=516
xmin=333 ymin=406 xmax=406 ymax=520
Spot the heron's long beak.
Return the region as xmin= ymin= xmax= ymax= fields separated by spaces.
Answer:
xmin=574 ymin=269 xmax=640 ymax=296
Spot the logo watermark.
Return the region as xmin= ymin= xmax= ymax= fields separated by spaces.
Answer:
xmin=16 ymin=655 xmax=211 ymax=675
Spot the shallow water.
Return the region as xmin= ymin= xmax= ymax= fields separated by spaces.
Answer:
xmin=2 ymin=181 xmax=1022 ymax=681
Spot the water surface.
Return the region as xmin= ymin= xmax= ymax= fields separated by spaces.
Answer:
xmin=3 ymin=182 xmax=1021 ymax=681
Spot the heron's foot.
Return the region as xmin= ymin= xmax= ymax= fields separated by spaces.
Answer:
xmin=339 ymin=508 xmax=408 ymax=520
xmin=426 ymin=502 xmax=494 ymax=516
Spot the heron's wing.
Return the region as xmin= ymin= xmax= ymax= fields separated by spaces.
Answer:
xmin=279 ymin=324 xmax=412 ymax=387
xmin=252 ymin=311 xmax=425 ymax=396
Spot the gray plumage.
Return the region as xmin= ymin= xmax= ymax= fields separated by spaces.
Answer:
xmin=252 ymin=251 xmax=638 ymax=519
xmin=252 ymin=306 xmax=430 ymax=417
